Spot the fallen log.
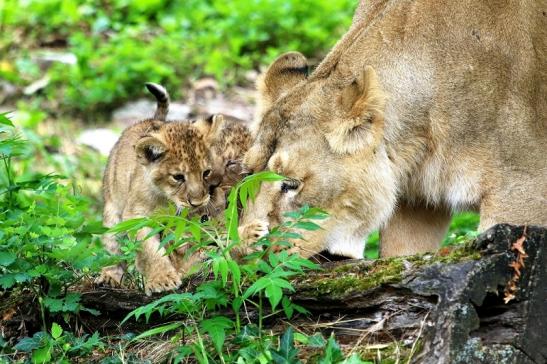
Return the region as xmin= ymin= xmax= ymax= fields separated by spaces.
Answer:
xmin=290 ymin=224 xmax=546 ymax=363
xmin=1 ymin=224 xmax=545 ymax=363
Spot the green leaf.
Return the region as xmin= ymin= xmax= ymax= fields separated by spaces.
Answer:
xmin=43 ymin=293 xmax=81 ymax=314
xmin=200 ymin=316 xmax=234 ymax=353
xmin=281 ymin=296 xmax=294 ymax=319
xmin=319 ymin=335 xmax=344 ymax=364
xmin=108 ymin=217 xmax=149 ymax=234
xmin=293 ymin=221 xmax=321 ymax=231
xmin=293 ymin=333 xmax=308 ymax=344
xmin=43 ymin=297 xmax=63 ymax=313
xmin=0 ymin=274 xmax=16 ymax=289
xmin=0 ymin=252 xmax=16 ymax=267
xmin=265 ymin=284 xmax=283 ymax=311
xmin=0 ymin=112 xmax=14 ymax=127
xmin=14 ymin=336 xmax=41 ymax=352
xmin=340 ymin=353 xmax=373 ymax=364
xmin=32 ymin=345 xmax=52 ymax=364
xmin=307 ymin=333 xmax=327 ymax=348
xmin=243 ymin=277 xmax=271 ymax=299
xmin=271 ymin=326 xmax=300 ymax=364
xmin=132 ymin=322 xmax=183 ymax=341
xmin=51 ymin=322 xmax=63 ymax=340
xmin=227 ymin=259 xmax=241 ymax=288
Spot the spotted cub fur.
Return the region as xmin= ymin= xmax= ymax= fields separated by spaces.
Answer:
xmin=97 ymin=83 xmax=215 ymax=295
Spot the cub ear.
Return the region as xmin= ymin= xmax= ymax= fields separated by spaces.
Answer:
xmin=325 ymin=66 xmax=386 ymax=154
xmin=135 ymin=136 xmax=167 ymax=164
xmin=194 ymin=114 xmax=225 ymax=141
xmin=255 ymin=52 xmax=309 ymax=120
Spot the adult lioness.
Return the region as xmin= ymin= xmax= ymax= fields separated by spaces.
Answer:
xmin=240 ymin=0 xmax=547 ymax=258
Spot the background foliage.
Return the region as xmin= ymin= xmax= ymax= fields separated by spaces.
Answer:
xmin=1 ymin=0 xmax=355 ymax=115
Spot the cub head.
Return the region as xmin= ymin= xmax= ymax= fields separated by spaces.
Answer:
xmin=191 ymin=114 xmax=253 ymax=217
xmin=241 ymin=52 xmax=387 ymax=247
xmin=135 ymin=122 xmax=214 ymax=210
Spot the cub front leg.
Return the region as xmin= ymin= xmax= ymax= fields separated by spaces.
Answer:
xmin=96 ymin=203 xmax=125 ymax=286
xmin=135 ymin=227 xmax=182 ymax=296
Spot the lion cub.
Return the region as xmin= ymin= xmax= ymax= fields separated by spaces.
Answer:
xmin=169 ymin=114 xmax=253 ymax=273
xmin=97 ymin=83 xmax=216 ymax=295
xmin=195 ymin=114 xmax=253 ymax=217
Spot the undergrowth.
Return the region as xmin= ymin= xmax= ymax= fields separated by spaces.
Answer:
xmin=0 ymin=113 xmax=478 ymax=363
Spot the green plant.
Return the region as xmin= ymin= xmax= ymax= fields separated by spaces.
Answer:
xmin=0 ymin=115 xmax=108 ymax=329
xmin=114 ymin=171 xmax=377 ymax=362
xmin=442 ymin=212 xmax=480 ymax=246
xmin=13 ymin=322 xmax=104 ymax=363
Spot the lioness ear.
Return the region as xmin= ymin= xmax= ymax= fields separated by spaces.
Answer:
xmin=255 ymin=52 xmax=309 ymax=121
xmin=194 ymin=114 xmax=224 ymax=141
xmin=325 ymin=66 xmax=386 ymax=154
xmin=135 ymin=136 xmax=166 ymax=164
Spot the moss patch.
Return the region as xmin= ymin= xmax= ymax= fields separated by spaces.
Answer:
xmin=296 ymin=240 xmax=481 ymax=298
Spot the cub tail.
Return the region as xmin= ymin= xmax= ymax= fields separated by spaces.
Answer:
xmin=145 ymin=82 xmax=170 ymax=121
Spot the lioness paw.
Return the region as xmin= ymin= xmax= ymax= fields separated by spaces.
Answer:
xmin=95 ymin=265 xmax=125 ymax=287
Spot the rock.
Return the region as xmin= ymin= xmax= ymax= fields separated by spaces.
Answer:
xmin=188 ymin=77 xmax=255 ymax=121
xmin=112 ymin=99 xmax=192 ymax=126
xmin=32 ymin=50 xmax=77 ymax=68
xmin=0 ymin=81 xmax=18 ymax=104
xmin=23 ymin=76 xmax=50 ymax=96
xmin=77 ymin=128 xmax=120 ymax=156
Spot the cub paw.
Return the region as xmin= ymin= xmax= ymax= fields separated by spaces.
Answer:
xmin=144 ymin=263 xmax=182 ymax=296
xmin=95 ymin=265 xmax=125 ymax=287
xmin=235 ymin=220 xmax=269 ymax=257
xmin=238 ymin=220 xmax=269 ymax=244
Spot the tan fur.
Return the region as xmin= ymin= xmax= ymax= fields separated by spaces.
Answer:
xmin=169 ymin=114 xmax=253 ymax=271
xmin=240 ymin=0 xmax=547 ymax=258
xmin=97 ymin=119 xmax=215 ymax=295
xmin=190 ymin=114 xmax=253 ymax=218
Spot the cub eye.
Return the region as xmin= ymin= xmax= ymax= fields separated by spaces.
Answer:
xmin=226 ymin=160 xmax=237 ymax=167
xmin=172 ymin=174 xmax=185 ymax=182
xmin=281 ymin=179 xmax=299 ymax=193
xmin=203 ymin=169 xmax=212 ymax=178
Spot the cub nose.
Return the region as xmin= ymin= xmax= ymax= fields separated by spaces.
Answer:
xmin=188 ymin=195 xmax=210 ymax=207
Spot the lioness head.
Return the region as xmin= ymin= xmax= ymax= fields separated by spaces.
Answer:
xmin=135 ymin=122 xmax=213 ymax=210
xmin=240 ymin=52 xmax=393 ymax=258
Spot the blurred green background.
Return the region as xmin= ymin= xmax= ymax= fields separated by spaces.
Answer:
xmin=1 ymin=0 xmax=354 ymax=116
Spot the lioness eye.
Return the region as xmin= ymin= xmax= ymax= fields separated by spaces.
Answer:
xmin=172 ymin=174 xmax=185 ymax=182
xmin=281 ymin=180 xmax=299 ymax=193
xmin=203 ymin=169 xmax=211 ymax=178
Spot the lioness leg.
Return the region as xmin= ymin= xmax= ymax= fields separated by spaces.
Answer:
xmin=96 ymin=202 xmax=125 ymax=286
xmin=380 ymin=202 xmax=451 ymax=257
xmin=479 ymin=177 xmax=547 ymax=231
